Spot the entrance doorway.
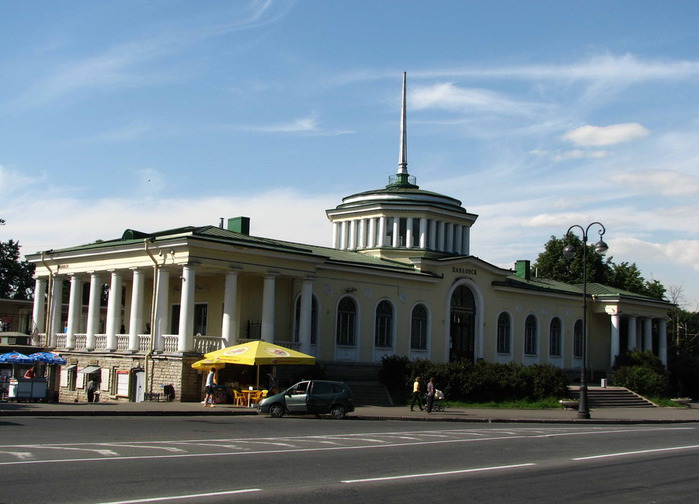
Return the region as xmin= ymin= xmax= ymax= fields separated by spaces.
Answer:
xmin=450 ymin=285 xmax=476 ymax=362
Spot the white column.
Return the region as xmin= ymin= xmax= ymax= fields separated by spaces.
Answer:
xmin=105 ymin=271 xmax=122 ymax=351
xmin=261 ymin=274 xmax=276 ymax=342
xmin=463 ymin=227 xmax=470 ymax=255
xmin=128 ymin=269 xmax=145 ymax=352
xmin=332 ymin=222 xmax=339 ymax=249
xmin=339 ymin=221 xmax=347 ymax=250
xmin=377 ymin=217 xmax=386 ymax=247
xmin=357 ymin=219 xmax=366 ymax=249
xmin=429 ymin=220 xmax=437 ymax=250
xmin=177 ymin=265 xmax=196 ymax=353
xmin=154 ymin=268 xmax=170 ymax=352
xmin=391 ymin=218 xmax=400 ymax=248
xmin=299 ymin=278 xmax=313 ymax=355
xmin=66 ymin=275 xmax=82 ymax=350
xmin=348 ymin=220 xmax=357 ymax=250
xmin=658 ymin=319 xmax=668 ymax=366
xmin=643 ymin=318 xmax=653 ymax=352
xmin=446 ymin=223 xmax=454 ymax=252
xmin=31 ymin=277 xmax=47 ymax=334
xmin=367 ymin=218 xmax=376 ymax=248
xmin=627 ymin=316 xmax=637 ymax=351
xmin=455 ymin=226 xmax=464 ymax=255
xmin=610 ymin=314 xmax=620 ymax=366
xmin=221 ymin=271 xmax=239 ymax=347
xmin=86 ymin=273 xmax=101 ymax=351
xmin=405 ymin=217 xmax=414 ymax=248
xmin=437 ymin=221 xmax=445 ymax=252
xmin=419 ymin=218 xmax=427 ymax=249
xmin=49 ymin=277 xmax=63 ymax=347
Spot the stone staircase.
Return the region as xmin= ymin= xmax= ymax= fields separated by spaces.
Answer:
xmin=570 ymin=386 xmax=657 ymax=408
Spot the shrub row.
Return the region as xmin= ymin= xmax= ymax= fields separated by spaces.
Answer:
xmin=612 ymin=350 xmax=670 ymax=397
xmin=379 ymin=355 xmax=569 ymax=403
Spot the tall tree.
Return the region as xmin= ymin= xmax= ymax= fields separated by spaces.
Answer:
xmin=533 ymin=234 xmax=610 ymax=285
xmin=533 ymin=234 xmax=665 ymax=300
xmin=0 ymin=238 xmax=35 ymax=300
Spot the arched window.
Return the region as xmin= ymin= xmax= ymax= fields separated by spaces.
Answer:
xmin=573 ymin=319 xmax=583 ymax=358
xmin=549 ymin=317 xmax=562 ymax=356
xmin=411 ymin=304 xmax=428 ymax=350
xmin=497 ymin=312 xmax=511 ymax=354
xmin=524 ymin=315 xmax=537 ymax=355
xmin=336 ymin=297 xmax=357 ymax=346
xmin=374 ymin=300 xmax=393 ymax=348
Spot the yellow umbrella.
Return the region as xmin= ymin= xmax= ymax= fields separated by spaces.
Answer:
xmin=191 ymin=358 xmax=226 ymax=371
xmin=204 ymin=341 xmax=316 ymax=388
xmin=204 ymin=341 xmax=316 ymax=366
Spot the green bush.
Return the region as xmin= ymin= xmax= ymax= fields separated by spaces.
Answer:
xmin=613 ymin=365 xmax=669 ymax=397
xmin=380 ymin=356 xmax=569 ymax=403
xmin=614 ymin=350 xmax=665 ymax=374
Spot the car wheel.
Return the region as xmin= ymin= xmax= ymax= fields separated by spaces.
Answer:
xmin=330 ymin=404 xmax=346 ymax=419
xmin=269 ymin=403 xmax=285 ymax=418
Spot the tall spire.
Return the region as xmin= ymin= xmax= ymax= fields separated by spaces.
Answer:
xmin=398 ymin=71 xmax=408 ymax=177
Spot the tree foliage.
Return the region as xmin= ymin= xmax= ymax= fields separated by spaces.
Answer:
xmin=533 ymin=234 xmax=665 ymax=300
xmin=0 ymin=238 xmax=35 ymax=300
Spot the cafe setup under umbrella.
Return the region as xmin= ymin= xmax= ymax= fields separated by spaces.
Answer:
xmin=196 ymin=340 xmax=316 ymax=389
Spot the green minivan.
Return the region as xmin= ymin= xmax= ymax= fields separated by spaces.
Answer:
xmin=256 ymin=380 xmax=354 ymax=419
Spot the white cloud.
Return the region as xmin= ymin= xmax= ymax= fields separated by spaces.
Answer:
xmin=612 ymin=170 xmax=699 ymax=197
xmin=562 ymin=123 xmax=650 ymax=146
xmin=411 ymin=82 xmax=538 ymax=116
xmin=530 ymin=148 xmax=609 ymax=162
xmin=6 ymin=188 xmax=338 ymax=258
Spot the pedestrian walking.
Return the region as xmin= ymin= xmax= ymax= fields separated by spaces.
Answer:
xmin=204 ymin=367 xmax=217 ymax=407
xmin=409 ymin=376 xmax=424 ymax=411
xmin=426 ymin=377 xmax=436 ymax=413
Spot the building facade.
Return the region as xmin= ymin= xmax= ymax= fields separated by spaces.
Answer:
xmin=26 ymin=75 xmax=672 ymax=402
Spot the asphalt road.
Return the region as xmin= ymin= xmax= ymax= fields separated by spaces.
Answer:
xmin=1 ymin=415 xmax=698 ymax=503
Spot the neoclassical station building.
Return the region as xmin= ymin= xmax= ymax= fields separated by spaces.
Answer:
xmin=27 ymin=76 xmax=672 ymax=402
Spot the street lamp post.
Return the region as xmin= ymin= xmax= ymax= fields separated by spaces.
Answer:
xmin=563 ymin=222 xmax=608 ymax=420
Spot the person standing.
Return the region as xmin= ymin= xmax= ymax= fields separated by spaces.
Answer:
xmin=409 ymin=376 xmax=424 ymax=411
xmin=204 ymin=367 xmax=217 ymax=407
xmin=426 ymin=377 xmax=436 ymax=413
xmin=86 ymin=378 xmax=96 ymax=403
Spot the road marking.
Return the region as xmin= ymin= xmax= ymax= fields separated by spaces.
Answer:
xmin=341 ymin=463 xmax=536 ymax=484
xmin=97 ymin=443 xmax=187 ymax=453
xmin=96 ymin=488 xmax=261 ymax=504
xmin=0 ymin=450 xmax=34 ymax=460
xmin=573 ymin=444 xmax=699 ymax=461
xmin=0 ymin=426 xmax=692 ymax=466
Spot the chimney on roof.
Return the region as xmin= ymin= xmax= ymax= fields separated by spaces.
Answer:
xmin=227 ymin=216 xmax=250 ymax=235
xmin=515 ymin=260 xmax=531 ymax=281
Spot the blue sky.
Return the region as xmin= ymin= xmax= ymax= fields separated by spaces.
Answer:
xmin=2 ymin=0 xmax=699 ymax=308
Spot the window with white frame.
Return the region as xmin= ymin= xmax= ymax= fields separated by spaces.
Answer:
xmin=497 ymin=312 xmax=511 ymax=354
xmin=549 ymin=317 xmax=562 ymax=356
xmin=374 ymin=300 xmax=393 ymax=348
xmin=410 ymin=304 xmax=428 ymax=350
xmin=524 ymin=315 xmax=538 ymax=355
xmin=336 ymin=297 xmax=357 ymax=346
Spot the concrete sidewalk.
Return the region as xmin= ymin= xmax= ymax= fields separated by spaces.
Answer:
xmin=2 ymin=399 xmax=698 ymax=424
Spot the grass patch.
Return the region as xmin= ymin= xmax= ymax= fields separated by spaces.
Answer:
xmin=442 ymin=397 xmax=563 ymax=409
xmin=648 ymin=397 xmax=691 ymax=407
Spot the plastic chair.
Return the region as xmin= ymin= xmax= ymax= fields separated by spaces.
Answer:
xmin=233 ymin=390 xmax=245 ymax=406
